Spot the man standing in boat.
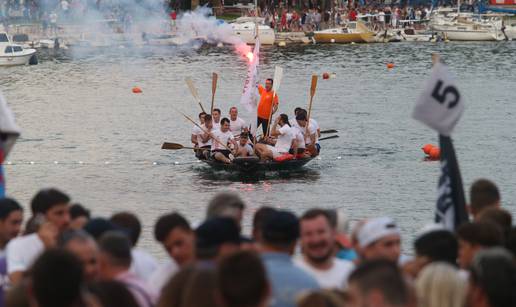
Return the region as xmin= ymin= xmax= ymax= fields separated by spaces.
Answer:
xmin=257 ymin=78 xmax=279 ymax=136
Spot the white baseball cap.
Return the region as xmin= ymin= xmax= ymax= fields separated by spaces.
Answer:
xmin=357 ymin=217 xmax=400 ymax=248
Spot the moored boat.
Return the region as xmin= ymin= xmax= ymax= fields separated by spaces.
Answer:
xmin=231 ymin=17 xmax=276 ymax=45
xmin=202 ymin=156 xmax=314 ymax=173
xmin=313 ymin=21 xmax=375 ymax=43
xmin=0 ymin=32 xmax=37 ymax=66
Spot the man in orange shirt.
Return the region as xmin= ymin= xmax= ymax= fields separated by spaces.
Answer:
xmin=257 ymin=78 xmax=279 ymax=136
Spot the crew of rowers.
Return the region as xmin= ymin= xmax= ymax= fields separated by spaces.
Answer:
xmin=190 ymin=106 xmax=321 ymax=164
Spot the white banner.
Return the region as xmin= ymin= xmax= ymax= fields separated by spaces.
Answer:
xmin=0 ymin=90 xmax=20 ymax=135
xmin=412 ymin=62 xmax=465 ymax=136
xmin=240 ymin=40 xmax=260 ymax=114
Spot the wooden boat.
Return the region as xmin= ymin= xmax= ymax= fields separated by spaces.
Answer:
xmin=201 ymin=156 xmax=314 ymax=173
xmin=313 ymin=21 xmax=375 ymax=43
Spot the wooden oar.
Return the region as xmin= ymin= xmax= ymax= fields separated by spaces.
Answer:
xmin=265 ymin=66 xmax=283 ymax=137
xmin=178 ymin=111 xmax=231 ymax=151
xmin=162 ymin=142 xmax=209 ymax=150
xmin=319 ymin=135 xmax=339 ymax=141
xmin=306 ymin=75 xmax=318 ymax=128
xmin=185 ymin=77 xmax=206 ymax=113
xmin=320 ymin=129 xmax=338 ymax=134
xmin=210 ymin=72 xmax=218 ymax=115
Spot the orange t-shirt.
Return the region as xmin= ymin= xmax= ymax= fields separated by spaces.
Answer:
xmin=257 ymin=85 xmax=279 ymax=119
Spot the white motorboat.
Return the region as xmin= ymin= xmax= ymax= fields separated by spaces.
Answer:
xmin=430 ymin=10 xmax=506 ymax=41
xmin=231 ymin=17 xmax=275 ymax=45
xmin=0 ymin=32 xmax=37 ymax=66
xmin=397 ymin=28 xmax=434 ymax=41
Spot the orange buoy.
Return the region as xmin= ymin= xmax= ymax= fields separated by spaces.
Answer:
xmin=422 ymin=144 xmax=435 ymax=155
xmin=429 ymin=147 xmax=441 ymax=160
xmin=322 ymin=72 xmax=330 ymax=80
xmin=387 ymin=63 xmax=395 ymax=69
xmin=132 ymin=86 xmax=142 ymax=94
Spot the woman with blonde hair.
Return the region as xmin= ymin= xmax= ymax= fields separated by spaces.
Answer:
xmin=415 ymin=262 xmax=467 ymax=307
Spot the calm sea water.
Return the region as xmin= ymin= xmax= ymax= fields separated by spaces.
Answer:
xmin=2 ymin=41 xmax=515 ymax=256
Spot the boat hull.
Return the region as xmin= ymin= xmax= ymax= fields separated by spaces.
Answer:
xmin=202 ymin=157 xmax=314 ymax=173
xmin=0 ymin=49 xmax=36 ymax=66
xmin=232 ymin=23 xmax=275 ymax=45
xmin=314 ymin=32 xmax=374 ymax=43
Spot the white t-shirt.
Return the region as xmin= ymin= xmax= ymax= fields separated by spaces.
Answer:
xmin=195 ymin=125 xmax=212 ymax=147
xmin=240 ymin=143 xmax=254 ymax=156
xmin=304 ymin=123 xmax=318 ymax=145
xmin=130 ymin=248 xmax=158 ymax=281
xmin=147 ymin=260 xmax=179 ymax=292
xmin=275 ymin=125 xmax=294 ymax=153
xmin=211 ymin=129 xmax=234 ymax=151
xmin=6 ymin=233 xmax=45 ymax=274
xmin=294 ymin=256 xmax=355 ymax=289
xmin=292 ymin=126 xmax=306 ymax=149
xmin=230 ymin=117 xmax=246 ymax=136
xmin=213 ymin=121 xmax=221 ymax=131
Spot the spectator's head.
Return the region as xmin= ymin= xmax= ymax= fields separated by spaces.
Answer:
xmin=0 ymin=197 xmax=23 ymax=246
xmin=468 ymin=248 xmax=516 ymax=307
xmin=348 ymin=259 xmax=408 ymax=307
xmin=261 ymin=210 xmax=299 ymax=255
xmin=182 ymin=268 xmax=217 ymax=307
xmin=469 ymin=179 xmax=500 ymax=219
xmin=412 ymin=229 xmax=458 ymax=274
xmin=68 ymin=203 xmax=90 ymax=230
xmin=206 ymin=192 xmax=246 ymax=228
xmin=59 ymin=229 xmax=99 ymax=282
xmin=297 ymin=290 xmax=349 ymax=307
xmin=217 ymin=251 xmax=270 ymax=307
xmin=110 ymin=211 xmax=141 ymax=247
xmin=157 ymin=265 xmax=197 ymax=307
xmin=357 ymin=217 xmax=401 ymax=263
xmin=154 ymin=212 xmax=194 ymax=266
xmin=415 ymin=263 xmax=467 ymax=307
xmin=83 ymin=217 xmax=119 ymax=240
xmin=252 ymin=206 xmax=277 ymax=244
xmin=477 ymin=208 xmax=512 ymax=241
xmin=506 ymin=227 xmax=516 ymax=259
xmin=456 ymin=222 xmax=503 ymax=269
xmin=87 ymin=280 xmax=139 ymax=307
xmin=195 ymin=217 xmax=240 ymax=261
xmin=30 ymin=249 xmax=83 ymax=307
xmin=97 ymin=231 xmax=132 ymax=279
xmin=31 ymin=188 xmax=71 ymax=232
xmin=299 ymin=208 xmax=336 ymax=265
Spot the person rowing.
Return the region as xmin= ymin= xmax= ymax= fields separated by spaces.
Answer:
xmin=229 ymin=106 xmax=247 ymax=137
xmin=295 ymin=111 xmax=319 ymax=157
xmin=234 ymin=132 xmax=255 ymax=158
xmin=291 ymin=107 xmax=321 ymax=138
xmin=212 ymin=108 xmax=221 ymax=130
xmin=191 ymin=112 xmax=206 ymax=148
xmin=210 ymin=118 xmax=238 ymax=164
xmin=255 ymin=114 xmax=296 ymax=161
xmin=257 ymin=78 xmax=279 ymax=136
xmin=193 ymin=114 xmax=213 ymax=160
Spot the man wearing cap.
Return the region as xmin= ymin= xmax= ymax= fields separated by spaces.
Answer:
xmin=356 ymin=217 xmax=401 ymax=263
xmin=294 ymin=209 xmax=354 ymax=289
xmin=195 ymin=217 xmax=241 ymax=265
xmin=259 ymin=210 xmax=319 ymax=307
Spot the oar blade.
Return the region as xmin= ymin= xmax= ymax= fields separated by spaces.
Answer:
xmin=185 ymin=77 xmax=206 ymax=113
xmin=320 ymin=129 xmax=338 ymax=134
xmin=310 ymin=75 xmax=318 ymax=97
xmin=272 ymin=66 xmax=284 ymax=94
xmin=212 ymin=72 xmax=218 ymax=95
xmin=162 ymin=142 xmax=184 ymax=150
xmin=319 ymin=135 xmax=339 ymax=141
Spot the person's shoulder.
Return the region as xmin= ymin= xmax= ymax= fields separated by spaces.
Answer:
xmin=333 ymin=257 xmax=355 ymax=270
xmin=8 ymin=233 xmax=41 ymax=249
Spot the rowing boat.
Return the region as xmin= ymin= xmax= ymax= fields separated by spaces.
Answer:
xmin=201 ymin=156 xmax=314 ymax=173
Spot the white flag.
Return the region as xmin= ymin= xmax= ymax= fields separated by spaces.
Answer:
xmin=240 ymin=40 xmax=260 ymax=113
xmin=413 ymin=62 xmax=465 ymax=136
xmin=0 ymin=90 xmax=20 ymax=136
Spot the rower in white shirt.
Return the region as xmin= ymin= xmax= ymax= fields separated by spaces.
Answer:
xmin=194 ymin=114 xmax=213 ymax=160
xmin=255 ymin=114 xmax=297 ymax=161
xmin=229 ymin=107 xmax=247 ymax=137
xmin=210 ymin=118 xmax=238 ymax=164
xmin=191 ymin=112 xmax=207 ymax=148
xmin=295 ymin=112 xmax=319 ymax=157
xmin=212 ymin=108 xmax=221 ymax=130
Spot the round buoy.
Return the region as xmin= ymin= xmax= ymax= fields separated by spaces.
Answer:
xmin=132 ymin=86 xmax=142 ymax=94
xmin=322 ymin=72 xmax=330 ymax=80
xmin=422 ymin=144 xmax=435 ymax=155
xmin=278 ymin=41 xmax=286 ymax=47
xmin=330 ymin=39 xmax=335 ymax=43
xmin=29 ymin=54 xmax=38 ymax=65
xmin=429 ymin=147 xmax=441 ymax=160
xmin=387 ymin=63 xmax=395 ymax=69
xmin=217 ymin=42 xmax=223 ymax=47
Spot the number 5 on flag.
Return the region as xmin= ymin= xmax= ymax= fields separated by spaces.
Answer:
xmin=413 ymin=61 xmax=465 ymax=136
